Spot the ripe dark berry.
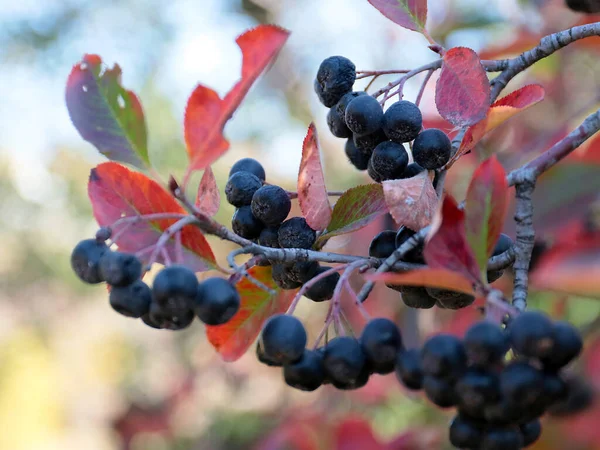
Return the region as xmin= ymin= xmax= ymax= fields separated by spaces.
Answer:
xmin=542 ymin=372 xmax=568 ymax=406
xmin=449 ymin=414 xmax=483 ymax=449
xmin=259 ymin=226 xmax=280 ymax=248
xmin=383 ymin=100 xmax=423 ymax=143
xmin=426 ymin=288 xmax=475 ymax=309
xmin=483 ymin=399 xmax=520 ymax=424
xmin=481 ymin=426 xmax=524 ymax=450
xmin=99 ymin=251 xmax=142 ymax=287
xmin=278 ymin=217 xmax=316 ymax=249
xmin=493 ymin=233 xmax=513 ymax=256
xmin=260 ymin=314 xmax=307 ymax=364
xmin=271 ymin=263 xmax=302 ymax=290
xmin=225 ymin=171 xmax=263 ymax=207
xmin=520 ymin=420 xmax=542 ymax=447
xmin=395 ymin=348 xmax=424 ymax=390
xmin=195 ymin=277 xmax=240 ymax=325
xmin=399 ymin=162 xmax=425 ymax=179
xmin=500 ymin=361 xmax=545 ymax=408
xmin=360 ymin=318 xmax=403 ymax=374
xmin=251 ymin=185 xmax=291 ymax=227
xmin=412 ymin=128 xmax=452 ymax=170
xmin=71 ymin=238 xmax=109 ymax=284
xmin=455 ymin=369 xmax=501 ymax=416
xmin=367 ymin=157 xmax=384 ymax=183
xmin=141 ymin=311 xmax=162 ymax=329
xmin=548 ymin=374 xmax=594 ymax=417
xmin=369 ymin=230 xmax=397 ymax=258
xmin=148 ymin=302 xmax=195 ymax=330
xmin=287 ymin=261 xmax=320 ymax=284
xmin=152 ymin=265 xmax=199 ymax=310
xmin=565 ymin=0 xmax=600 ymax=13
xmin=508 ymin=311 xmax=555 ymax=359
xmin=314 ymin=56 xmax=356 ymax=107
xmin=421 ymin=334 xmax=467 ymax=379
xmin=232 ymin=206 xmax=264 ymax=239
xmin=395 ymin=226 xmax=424 ymax=263
xmin=284 ymin=349 xmax=326 ymax=391
xmin=423 ymin=376 xmax=457 ymax=408
xmin=304 ymin=266 xmax=339 ymax=302
xmin=323 ymin=336 xmax=368 ymax=389
xmin=229 ymin=158 xmax=266 ymax=182
xmin=328 ymin=91 xmax=368 ymax=138
xmin=399 ymin=286 xmax=437 ymax=309
xmin=256 ymin=340 xmax=281 ymax=366
xmin=95 ymin=226 xmax=112 ymax=241
xmin=541 ymin=321 xmax=583 ymax=370
xmin=109 ymin=280 xmax=152 ymax=318
xmin=353 ymin=128 xmax=387 ymax=154
xmin=487 ymin=270 xmax=504 ymax=283
xmin=345 ymin=138 xmax=370 ymax=170
xmin=369 ymin=141 xmax=409 ymax=181
xmin=464 ymin=321 xmax=509 ymax=368
xmin=345 ymin=95 xmax=384 ymax=136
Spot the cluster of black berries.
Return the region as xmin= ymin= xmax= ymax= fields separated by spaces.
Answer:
xmin=395 ymin=312 xmax=584 ymax=449
xmin=257 ymin=315 xmax=403 ymax=391
xmin=70 ymin=238 xmax=240 ymax=329
xmin=315 ymin=56 xmax=452 ymax=182
xmin=226 ymin=158 xmax=340 ymax=302
xmin=565 ymin=0 xmax=600 ymax=13
xmin=370 ymin=229 xmax=514 ymax=309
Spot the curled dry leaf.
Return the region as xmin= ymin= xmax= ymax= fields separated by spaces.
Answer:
xmin=382 ymin=171 xmax=437 ymax=231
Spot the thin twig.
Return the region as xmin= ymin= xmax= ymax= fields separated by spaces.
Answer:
xmin=415 ymin=69 xmax=434 ymax=107
xmin=147 ymin=216 xmax=197 ymax=267
xmin=287 ymin=264 xmax=351 ymax=315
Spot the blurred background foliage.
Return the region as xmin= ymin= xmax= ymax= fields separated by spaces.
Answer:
xmin=1 ymin=0 xmax=600 ymax=449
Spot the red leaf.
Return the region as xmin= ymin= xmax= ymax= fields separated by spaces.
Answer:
xmin=298 ymin=123 xmax=332 ymax=231
xmin=88 ymin=162 xmax=216 ymax=271
xmin=66 ymin=54 xmax=149 ymax=169
xmin=382 ymin=171 xmax=437 ymax=231
xmin=184 ymin=25 xmax=289 ymax=176
xmin=424 ymin=195 xmax=482 ymax=286
xmin=454 ymin=84 xmax=545 ymax=163
xmin=206 ymin=266 xmax=297 ymax=361
xmin=195 ymin=166 xmax=220 ymax=216
xmin=335 ymin=417 xmax=383 ymax=450
xmin=367 ymin=0 xmax=427 ymax=33
xmin=465 ymin=156 xmax=508 ymax=278
xmin=435 ymin=47 xmax=490 ymax=127
xmin=367 ymin=268 xmax=476 ymax=295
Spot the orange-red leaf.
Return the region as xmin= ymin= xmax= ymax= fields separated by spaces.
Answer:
xmin=88 ymin=162 xmax=216 ymax=271
xmin=435 ymin=47 xmax=490 ymax=127
xmin=367 ymin=268 xmax=476 ymax=295
xmin=195 ymin=166 xmax=220 ymax=216
xmin=424 ymin=195 xmax=482 ymax=287
xmin=206 ymin=266 xmax=297 ymax=362
xmin=382 ymin=171 xmax=437 ymax=231
xmin=367 ymin=0 xmax=427 ymax=33
xmin=184 ymin=25 xmax=289 ymax=176
xmin=334 ymin=417 xmax=384 ymax=450
xmin=454 ymin=84 xmax=545 ymax=164
xmin=298 ymin=123 xmax=332 ymax=231
xmin=465 ymin=156 xmax=508 ymax=278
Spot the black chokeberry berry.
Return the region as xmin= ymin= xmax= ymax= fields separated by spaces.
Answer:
xmin=395 ymin=226 xmax=424 ymax=263
xmin=284 ymin=349 xmax=326 ymax=391
xmin=251 ymin=185 xmax=291 ymax=227
xmin=449 ymin=414 xmax=484 ymax=449
xmin=483 ymin=399 xmax=520 ymax=425
xmin=395 ymin=348 xmax=424 ymax=390
xmin=345 ymin=95 xmax=384 ymax=136
xmin=508 ymin=311 xmax=555 ymax=359
xmin=412 ymin=128 xmax=452 ymax=170
xmin=426 ymin=288 xmax=475 ymax=309
xmin=345 ymin=138 xmax=370 ymax=170
xmin=353 ymin=128 xmax=387 ymax=154
xmin=565 ymin=0 xmax=600 ymax=13
xmin=328 ymin=91 xmax=368 ymax=138
xmin=541 ymin=321 xmax=583 ymax=370
xmin=369 ymin=230 xmax=397 ymax=258
xmin=520 ymin=420 xmax=542 ymax=447
xmin=383 ymin=100 xmax=423 ymax=143
xmin=148 ymin=302 xmax=195 ymax=330
xmin=225 ymin=171 xmax=263 ymax=207
xmin=314 ymin=56 xmax=356 ymax=107
xmin=481 ymin=426 xmax=524 ymax=450
xmin=256 ymin=340 xmax=282 ymax=367
xmin=278 ymin=217 xmax=316 ymax=249
xmin=399 ymin=162 xmax=425 ymax=179
xmin=455 ymin=369 xmax=501 ymax=416
xmin=487 ymin=270 xmax=504 ymax=283
xmin=464 ymin=321 xmax=509 ymax=368
xmin=369 ymin=141 xmax=409 ymax=181
xmin=287 ymin=261 xmax=320 ymax=284
xmin=152 ymin=264 xmax=199 ymax=310
xmin=304 ymin=266 xmax=339 ymax=302
xmin=260 ymin=314 xmax=307 ymax=364
xmin=542 ymin=372 xmax=568 ymax=406
xmin=195 ymin=277 xmax=240 ymax=325
xmin=423 ymin=375 xmax=457 ymax=408
xmin=99 ymin=251 xmax=142 ymax=287
xmin=493 ymin=233 xmax=513 ymax=256
xmin=71 ymin=238 xmax=109 ymax=284
xmin=259 ymin=226 xmax=280 ymax=248
xmin=109 ymin=280 xmax=152 ymax=318
xmin=229 ymin=158 xmax=266 ymax=182
xmin=271 ymin=263 xmax=302 ymax=290
xmin=399 ymin=286 xmax=437 ymax=309
xmin=232 ymin=205 xmax=264 ymax=239
xmin=360 ymin=318 xmax=403 ymax=374
xmin=367 ymin=157 xmax=384 ymax=183
xmin=323 ymin=336 xmax=368 ymax=389
xmin=548 ymin=374 xmax=594 ymax=417
xmin=96 ymin=227 xmax=112 ymax=241
xmin=500 ymin=361 xmax=545 ymax=408
xmin=141 ymin=311 xmax=163 ymax=329
xmin=421 ymin=334 xmax=467 ymax=380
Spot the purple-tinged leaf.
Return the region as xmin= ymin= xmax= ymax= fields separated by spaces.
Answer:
xmin=367 ymin=0 xmax=428 ymax=33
